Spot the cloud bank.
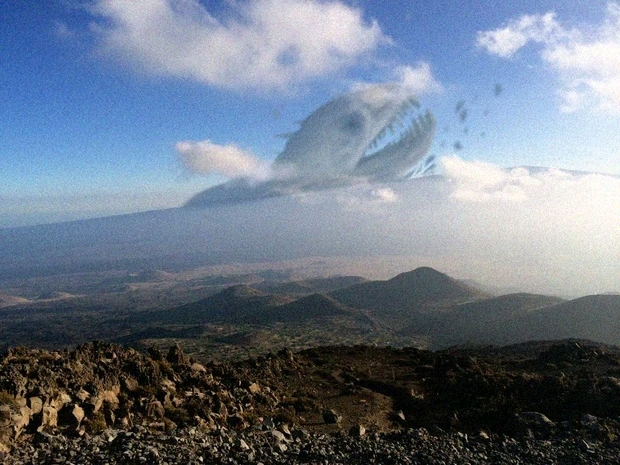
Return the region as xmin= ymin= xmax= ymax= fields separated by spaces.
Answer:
xmin=438 ymin=157 xmax=620 ymax=296
xmin=88 ymin=0 xmax=387 ymax=91
xmin=4 ymin=158 xmax=618 ymax=297
xmin=477 ymin=2 xmax=620 ymax=113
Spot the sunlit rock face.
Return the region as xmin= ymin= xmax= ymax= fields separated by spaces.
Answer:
xmin=186 ymin=84 xmax=436 ymax=207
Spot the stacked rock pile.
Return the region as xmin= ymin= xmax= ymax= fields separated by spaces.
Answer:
xmin=0 ymin=342 xmax=295 ymax=453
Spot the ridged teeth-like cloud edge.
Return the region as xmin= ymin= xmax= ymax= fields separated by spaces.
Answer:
xmin=369 ymin=111 xmax=434 ymax=156
xmin=365 ymin=100 xmax=427 ymax=156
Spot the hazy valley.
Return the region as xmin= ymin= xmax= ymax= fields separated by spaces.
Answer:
xmin=1 ymin=264 xmax=618 ymax=362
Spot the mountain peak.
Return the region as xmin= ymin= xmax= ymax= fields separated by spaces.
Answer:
xmin=386 ymin=267 xmax=479 ymax=300
xmin=389 ymin=266 xmax=449 ymax=283
xmin=330 ymin=266 xmax=485 ymax=319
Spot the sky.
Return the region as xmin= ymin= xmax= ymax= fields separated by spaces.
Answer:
xmin=1 ymin=0 xmax=620 ymax=227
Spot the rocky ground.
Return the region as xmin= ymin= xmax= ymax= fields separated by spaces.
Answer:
xmin=6 ymin=425 xmax=620 ymax=464
xmin=3 ymin=340 xmax=620 ymax=463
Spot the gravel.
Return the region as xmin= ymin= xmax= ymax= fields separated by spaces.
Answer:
xmin=4 ymin=426 xmax=620 ymax=465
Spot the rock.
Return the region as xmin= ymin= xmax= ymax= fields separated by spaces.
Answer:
xmin=0 ymin=406 xmax=11 ymax=427
xmin=101 ymin=389 xmax=119 ymax=409
xmin=349 ymin=424 xmax=366 ymax=437
xmin=262 ymin=417 xmax=275 ymax=430
xmin=217 ymin=403 xmax=228 ymax=420
xmin=146 ymin=399 xmax=165 ymax=420
xmin=13 ymin=406 xmax=32 ymax=437
xmin=58 ymin=392 xmax=72 ymax=407
xmin=519 ymin=411 xmax=555 ymax=428
xmin=191 ymin=362 xmax=207 ymax=373
xmin=121 ymin=376 xmax=139 ymax=392
xmin=582 ymin=414 xmax=599 ymax=426
xmin=271 ymin=429 xmax=287 ymax=443
xmin=322 ymin=409 xmax=342 ymax=424
xmin=148 ymin=346 xmax=164 ymax=361
xmin=72 ymin=405 xmax=85 ymax=426
xmin=38 ymin=405 xmax=58 ymax=432
xmin=167 ymin=345 xmax=190 ymax=366
xmin=0 ymin=406 xmax=12 ymax=452
xmin=28 ymin=396 xmax=43 ymax=415
xmin=75 ymin=389 xmax=90 ymax=402
xmin=227 ymin=413 xmax=246 ymax=429
xmin=163 ymin=417 xmax=177 ymax=431
xmin=44 ymin=392 xmax=70 ymax=412
xmin=517 ymin=411 xmax=556 ymax=438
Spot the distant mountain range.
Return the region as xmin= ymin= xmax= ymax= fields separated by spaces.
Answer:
xmin=1 ymin=266 xmax=620 ymax=355
xmin=122 ymin=266 xmax=620 ymax=351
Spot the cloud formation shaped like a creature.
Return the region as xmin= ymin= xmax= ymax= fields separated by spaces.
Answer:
xmin=185 ymin=84 xmax=436 ymax=207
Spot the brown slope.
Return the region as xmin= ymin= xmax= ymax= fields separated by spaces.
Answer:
xmin=263 ymin=292 xmax=367 ymax=323
xmin=514 ymin=295 xmax=620 ymax=345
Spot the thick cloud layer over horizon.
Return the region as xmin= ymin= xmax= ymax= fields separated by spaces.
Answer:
xmin=1 ymin=159 xmax=619 ymax=298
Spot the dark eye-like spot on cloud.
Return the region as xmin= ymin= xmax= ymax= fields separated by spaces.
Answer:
xmin=341 ymin=112 xmax=366 ymax=134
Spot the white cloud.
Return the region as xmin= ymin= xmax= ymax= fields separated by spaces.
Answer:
xmin=442 ymin=155 xmax=620 ymax=209
xmin=393 ymin=62 xmax=443 ymax=94
xmin=476 ymin=12 xmax=567 ymax=58
xmin=88 ymin=0 xmax=388 ymax=91
xmin=175 ymin=140 xmax=268 ymax=179
xmin=441 ymin=157 xmax=541 ymax=202
xmin=477 ymin=2 xmax=620 ymax=113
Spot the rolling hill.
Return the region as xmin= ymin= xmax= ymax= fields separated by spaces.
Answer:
xmin=3 ymin=266 xmax=620 ymax=359
xmin=133 ymin=284 xmax=293 ymax=325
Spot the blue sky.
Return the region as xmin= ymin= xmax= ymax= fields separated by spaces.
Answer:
xmin=1 ymin=0 xmax=619 ymax=227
